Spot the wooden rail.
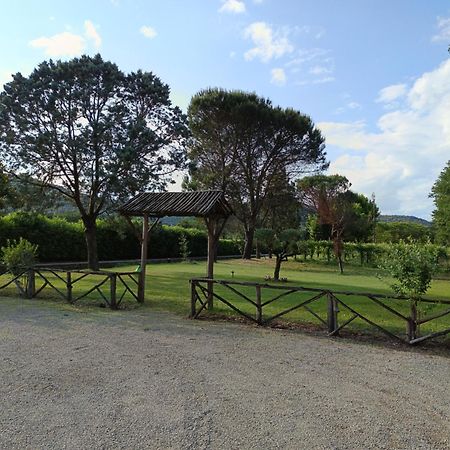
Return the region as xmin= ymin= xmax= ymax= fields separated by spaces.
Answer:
xmin=190 ymin=278 xmax=450 ymax=345
xmin=0 ymin=268 xmax=139 ymax=309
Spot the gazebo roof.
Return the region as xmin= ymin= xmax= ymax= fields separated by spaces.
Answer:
xmin=118 ymin=190 xmax=232 ymax=218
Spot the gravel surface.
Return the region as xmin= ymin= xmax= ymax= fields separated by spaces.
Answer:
xmin=0 ymin=298 xmax=449 ymax=450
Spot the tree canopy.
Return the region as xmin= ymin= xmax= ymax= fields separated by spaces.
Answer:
xmin=255 ymin=228 xmax=301 ymax=280
xmin=187 ymin=88 xmax=327 ymax=258
xmin=0 ymin=164 xmax=9 ymax=210
xmin=0 ymin=54 xmax=189 ymax=268
xmin=430 ymin=160 xmax=450 ymax=245
xmin=297 ymin=174 xmax=351 ymax=273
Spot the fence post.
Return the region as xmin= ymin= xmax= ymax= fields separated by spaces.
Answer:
xmin=327 ymin=291 xmax=337 ymax=334
xmin=26 ymin=269 xmax=35 ymax=298
xmin=207 ymin=280 xmax=214 ymax=310
xmin=110 ymin=274 xmax=117 ymax=310
xmin=407 ymin=299 xmax=418 ymax=342
xmin=255 ymin=285 xmax=262 ymax=325
xmin=190 ymin=280 xmax=197 ymax=318
xmin=66 ymin=272 xmax=72 ymax=303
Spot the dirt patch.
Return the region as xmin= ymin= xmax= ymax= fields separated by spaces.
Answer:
xmin=1 ymin=298 xmax=449 ymax=449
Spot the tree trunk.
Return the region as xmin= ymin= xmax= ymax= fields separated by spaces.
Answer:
xmin=83 ymin=217 xmax=99 ymax=271
xmin=242 ymin=228 xmax=254 ymax=259
xmin=273 ymin=255 xmax=282 ymax=280
xmin=333 ymin=235 xmax=344 ymax=274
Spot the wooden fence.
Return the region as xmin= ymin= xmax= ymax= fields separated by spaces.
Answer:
xmin=0 ymin=268 xmax=139 ymax=309
xmin=190 ymin=278 xmax=450 ymax=345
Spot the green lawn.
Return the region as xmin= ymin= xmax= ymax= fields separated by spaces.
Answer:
xmin=1 ymin=258 xmax=449 ymax=341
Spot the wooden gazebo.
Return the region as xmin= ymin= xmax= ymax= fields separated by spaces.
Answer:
xmin=118 ymin=191 xmax=232 ymax=303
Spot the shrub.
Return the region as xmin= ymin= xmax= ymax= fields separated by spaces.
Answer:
xmin=378 ymin=240 xmax=439 ymax=298
xmin=1 ymin=238 xmax=38 ymax=274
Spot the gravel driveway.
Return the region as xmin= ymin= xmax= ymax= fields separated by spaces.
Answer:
xmin=0 ymin=298 xmax=449 ymax=450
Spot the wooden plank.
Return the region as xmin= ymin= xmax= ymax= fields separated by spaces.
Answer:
xmin=328 ymin=314 xmax=358 ymax=336
xmin=138 ymin=214 xmax=149 ymax=303
xmin=190 ymin=280 xmax=197 ymax=318
xmin=110 ymin=274 xmax=117 ymax=309
xmin=117 ymin=274 xmax=139 ymax=302
xmin=261 ymin=289 xmax=299 ymax=307
xmin=72 ymin=276 xmax=109 ymax=302
xmin=197 ymin=283 xmax=258 ymax=323
xmin=189 ymin=278 xmax=450 ymax=305
xmin=219 ymin=281 xmax=258 ymax=307
xmin=304 ymin=305 xmax=327 ymax=326
xmin=0 ymin=270 xmax=27 ymax=291
xmin=34 ymin=270 xmax=67 ymax=300
xmin=66 ymin=272 xmax=72 ymax=303
xmin=255 ymin=285 xmax=262 ymax=324
xmin=264 ymin=291 xmax=326 ymax=323
xmin=416 ymin=307 xmax=450 ymax=325
xmin=367 ymin=295 xmax=409 ymax=321
xmin=408 ymin=327 xmax=450 ymax=345
xmin=332 ymin=296 xmax=407 ymax=343
xmin=327 ymin=292 xmax=337 ymax=334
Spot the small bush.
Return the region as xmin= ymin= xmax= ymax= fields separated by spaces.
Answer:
xmin=1 ymin=238 xmax=38 ymax=275
xmin=378 ymin=240 xmax=439 ymax=298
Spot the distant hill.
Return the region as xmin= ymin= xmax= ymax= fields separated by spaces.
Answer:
xmin=378 ymin=215 xmax=432 ymax=227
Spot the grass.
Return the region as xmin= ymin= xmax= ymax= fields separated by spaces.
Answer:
xmin=1 ymin=257 xmax=449 ymax=342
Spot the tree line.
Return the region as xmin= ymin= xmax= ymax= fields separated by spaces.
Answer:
xmin=0 ymin=55 xmax=448 ymax=270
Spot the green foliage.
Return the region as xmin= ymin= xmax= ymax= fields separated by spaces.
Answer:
xmin=187 ymin=87 xmax=327 ymax=257
xmin=256 ymin=227 xmax=302 ymax=279
xmin=430 ymin=161 xmax=450 ymax=245
xmin=2 ymin=175 xmax=69 ymax=214
xmin=378 ymin=240 xmax=439 ymax=298
xmin=375 ymin=221 xmax=434 ymax=243
xmin=0 ymin=164 xmax=10 ymax=210
xmin=0 ymin=54 xmax=189 ymax=268
xmin=0 ymin=212 xmax=240 ymax=263
xmin=1 ymin=238 xmax=38 ymax=274
xmin=178 ymin=233 xmax=190 ymax=261
xmin=306 ymin=214 xmax=319 ymax=240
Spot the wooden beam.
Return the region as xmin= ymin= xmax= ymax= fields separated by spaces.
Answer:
xmin=138 ymin=214 xmax=149 ymax=303
xmin=206 ymin=217 xmax=215 ymax=310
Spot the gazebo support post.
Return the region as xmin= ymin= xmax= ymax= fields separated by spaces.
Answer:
xmin=138 ymin=214 xmax=149 ymax=303
xmin=205 ymin=215 xmax=229 ymax=310
xmin=206 ymin=218 xmax=215 ymax=310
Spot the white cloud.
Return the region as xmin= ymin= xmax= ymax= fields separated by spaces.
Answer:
xmin=84 ymin=20 xmax=101 ymax=48
xmin=140 ymin=25 xmax=157 ymax=39
xmin=313 ymin=76 xmax=334 ymax=84
xmin=309 ymin=65 xmax=332 ymax=75
xmin=347 ymin=101 xmax=361 ymax=110
xmin=29 ymin=31 xmax=85 ymax=57
xmin=432 ymin=16 xmax=450 ymax=42
xmin=244 ymin=22 xmax=293 ymax=63
xmin=376 ymin=83 xmax=407 ymax=103
xmin=319 ymin=59 xmax=450 ymax=218
xmin=270 ymin=68 xmax=286 ymax=86
xmin=219 ymin=0 xmax=246 ymax=14
xmin=286 ymin=48 xmax=329 ymax=67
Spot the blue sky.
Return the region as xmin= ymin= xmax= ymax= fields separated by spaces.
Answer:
xmin=1 ymin=0 xmax=449 ymax=219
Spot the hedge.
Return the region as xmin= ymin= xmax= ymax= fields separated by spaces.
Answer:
xmin=293 ymin=239 xmax=447 ymax=268
xmin=0 ymin=212 xmax=241 ymax=263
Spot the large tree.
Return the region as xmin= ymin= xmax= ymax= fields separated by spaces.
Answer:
xmin=187 ymin=88 xmax=327 ymax=258
xmin=0 ymin=54 xmax=188 ymax=269
xmin=430 ymin=160 xmax=450 ymax=245
xmin=0 ymin=164 xmax=9 ymax=210
xmin=297 ymin=174 xmax=352 ymax=273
